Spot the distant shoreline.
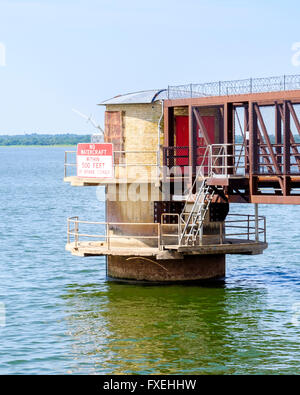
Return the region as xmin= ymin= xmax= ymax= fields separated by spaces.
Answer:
xmin=0 ymin=134 xmax=90 ymax=147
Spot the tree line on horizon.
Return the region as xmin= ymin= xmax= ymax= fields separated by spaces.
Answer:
xmin=0 ymin=133 xmax=91 ymax=146
xmin=0 ymin=133 xmax=299 ymax=146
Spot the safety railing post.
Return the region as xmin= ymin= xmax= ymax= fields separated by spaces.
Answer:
xmin=255 ymin=204 xmax=259 ymax=242
xmin=247 ymin=215 xmax=250 ymax=240
xmin=264 ymin=216 xmax=266 ymax=243
xmin=226 ymin=145 xmax=228 ymax=177
xmin=75 ymin=219 xmax=79 ymax=249
xmin=106 ymin=223 xmax=110 ymax=250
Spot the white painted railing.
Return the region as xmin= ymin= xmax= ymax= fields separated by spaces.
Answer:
xmin=67 ymin=214 xmax=266 ymax=251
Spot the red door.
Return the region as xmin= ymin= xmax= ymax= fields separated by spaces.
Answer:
xmin=196 ymin=116 xmax=215 ymax=171
xmin=175 ymin=115 xmax=215 ymax=173
xmin=175 ymin=116 xmax=189 ymax=166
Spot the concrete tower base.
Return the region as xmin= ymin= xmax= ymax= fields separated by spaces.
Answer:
xmin=107 ymin=254 xmax=225 ymax=283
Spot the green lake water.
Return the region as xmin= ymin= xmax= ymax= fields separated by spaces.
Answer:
xmin=0 ymin=147 xmax=299 ymax=374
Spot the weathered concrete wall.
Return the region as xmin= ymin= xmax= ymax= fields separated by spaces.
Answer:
xmin=105 ymin=103 xmax=163 ymax=179
xmin=107 ymin=254 xmax=225 ymax=282
xmin=106 ymin=184 xmax=161 ymax=247
xmin=106 ymin=184 xmax=160 ymax=222
xmin=106 ymin=103 xmax=163 ymax=166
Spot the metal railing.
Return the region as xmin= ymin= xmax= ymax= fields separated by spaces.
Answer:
xmin=67 ymin=213 xmax=266 ymax=251
xmin=225 ymin=214 xmax=266 ymax=243
xmin=161 ymin=213 xmax=266 ymax=246
xmin=257 ymin=142 xmax=300 ymax=175
xmin=64 ymin=150 xmax=158 ymax=178
xmin=67 ymin=217 xmax=160 ymax=250
xmin=167 ymin=74 xmax=300 ymax=99
xmin=66 ymin=144 xmax=247 ymax=179
xmin=160 ymin=213 xmax=181 ymax=246
xmin=207 ymin=144 xmax=245 ymax=176
xmin=64 ymin=151 xmax=76 ymax=178
xmin=163 ymin=143 xmax=246 ymax=177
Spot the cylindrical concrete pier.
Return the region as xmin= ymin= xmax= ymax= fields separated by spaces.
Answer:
xmin=107 ymin=254 xmax=225 ymax=283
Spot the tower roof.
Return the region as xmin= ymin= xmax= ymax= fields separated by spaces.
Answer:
xmin=99 ymin=89 xmax=167 ymax=105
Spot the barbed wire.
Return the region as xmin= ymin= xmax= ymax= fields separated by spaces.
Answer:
xmin=167 ymin=74 xmax=300 ymax=99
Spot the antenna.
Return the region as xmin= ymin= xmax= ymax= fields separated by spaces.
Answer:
xmin=72 ymin=108 xmax=105 ymax=135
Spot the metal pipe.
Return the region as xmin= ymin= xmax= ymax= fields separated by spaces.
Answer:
xmin=157 ymin=100 xmax=164 ymax=181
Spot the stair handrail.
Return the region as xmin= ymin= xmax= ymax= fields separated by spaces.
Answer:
xmin=179 ymin=145 xmax=215 ymax=245
xmin=181 ymin=145 xmax=211 ymax=216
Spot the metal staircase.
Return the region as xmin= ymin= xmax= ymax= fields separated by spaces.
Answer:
xmin=179 ymin=146 xmax=215 ymax=246
xmin=179 ymin=180 xmax=215 ymax=246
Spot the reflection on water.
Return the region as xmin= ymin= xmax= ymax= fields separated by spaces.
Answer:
xmin=63 ymin=281 xmax=297 ymax=374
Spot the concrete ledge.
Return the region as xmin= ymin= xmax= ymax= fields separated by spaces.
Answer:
xmin=66 ymin=238 xmax=267 ymax=258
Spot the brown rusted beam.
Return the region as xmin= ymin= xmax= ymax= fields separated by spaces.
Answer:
xmin=241 ymin=104 xmax=273 ymax=173
xmin=189 ymin=105 xmax=196 ymax=183
xmin=255 ymin=104 xmax=281 ymax=173
xmin=284 ymin=176 xmax=291 ymax=196
xmin=283 ymin=101 xmax=291 ymax=183
xmin=166 ymin=107 xmax=174 ymax=148
xmin=218 ymin=107 xmax=224 ymax=144
xmin=249 ymin=102 xmax=259 ymax=175
xmin=254 ymin=103 xmax=284 ymax=192
xmin=165 ymin=89 xmax=300 ymax=109
xmin=275 ymin=102 xmax=282 ymax=167
xmin=235 ymin=106 xmax=252 ymax=176
xmin=255 ymin=121 xmax=274 ymax=174
xmin=249 ymin=103 xmax=258 ymax=195
xmin=244 ymin=104 xmax=250 ymax=174
xmin=249 ymin=194 xmax=300 ymax=205
xmin=278 ymin=102 xmax=300 ymax=171
xmin=287 ymin=101 xmax=300 ymax=136
xmin=224 ymin=103 xmax=234 ymax=175
xmin=224 ymin=102 xmax=233 ymax=144
xmin=193 ymin=107 xmax=212 ymax=146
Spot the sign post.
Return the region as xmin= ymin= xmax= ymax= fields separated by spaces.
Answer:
xmin=76 ymin=143 xmax=113 ymax=178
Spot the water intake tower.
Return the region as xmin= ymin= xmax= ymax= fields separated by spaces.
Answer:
xmin=64 ymin=75 xmax=300 ymax=282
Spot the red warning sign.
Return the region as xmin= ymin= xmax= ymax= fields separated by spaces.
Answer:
xmin=76 ymin=143 xmax=113 ymax=178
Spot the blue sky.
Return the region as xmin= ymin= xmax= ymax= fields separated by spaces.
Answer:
xmin=0 ymin=0 xmax=300 ymax=134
